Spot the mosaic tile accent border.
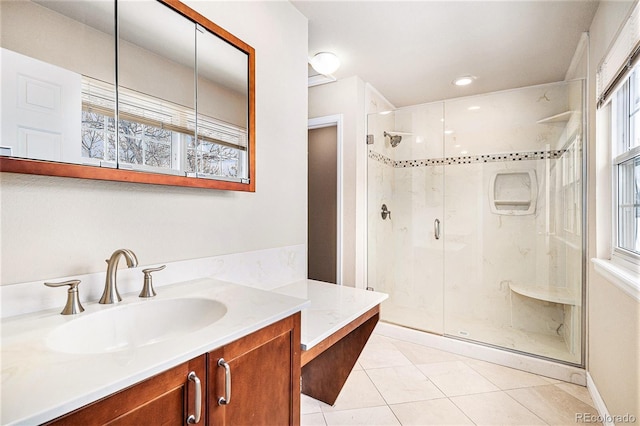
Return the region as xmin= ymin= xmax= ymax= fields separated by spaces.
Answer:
xmin=368 ymin=150 xmax=394 ymax=166
xmin=368 ymin=151 xmax=394 ymax=166
xmin=369 ymin=149 xmax=566 ymax=168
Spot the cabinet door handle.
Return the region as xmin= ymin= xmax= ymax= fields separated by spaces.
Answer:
xmin=434 ymin=218 xmax=441 ymax=240
xmin=186 ymin=371 xmax=202 ymax=424
xmin=217 ymin=358 xmax=231 ymax=406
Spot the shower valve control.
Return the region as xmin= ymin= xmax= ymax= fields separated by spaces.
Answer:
xmin=381 ymin=204 xmax=391 ymax=220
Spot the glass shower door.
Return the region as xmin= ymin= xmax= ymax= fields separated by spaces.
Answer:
xmin=367 ymin=80 xmax=584 ymax=366
xmin=367 ymin=103 xmax=445 ymax=334
xmin=442 ymin=81 xmax=584 ymax=365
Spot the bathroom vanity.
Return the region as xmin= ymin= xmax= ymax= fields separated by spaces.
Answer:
xmin=1 ymin=277 xmax=387 ymax=425
xmin=1 ymin=279 xmax=308 ymax=425
xmin=45 ymin=314 xmax=301 ymax=425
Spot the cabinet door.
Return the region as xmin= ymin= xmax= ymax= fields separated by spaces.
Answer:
xmin=208 ymin=313 xmax=301 ymax=426
xmin=46 ymin=355 xmax=206 ymax=426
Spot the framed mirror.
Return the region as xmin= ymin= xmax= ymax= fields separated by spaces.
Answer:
xmin=0 ymin=0 xmax=255 ymax=192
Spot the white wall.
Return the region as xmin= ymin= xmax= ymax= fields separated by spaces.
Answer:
xmin=306 ymin=79 xmax=390 ymax=289
xmin=0 ymin=1 xmax=309 ymax=285
xmin=308 ymin=76 xmax=366 ymax=287
xmin=587 ymin=0 xmax=640 ymax=419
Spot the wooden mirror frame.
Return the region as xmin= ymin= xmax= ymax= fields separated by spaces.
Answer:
xmin=0 ymin=0 xmax=255 ymax=192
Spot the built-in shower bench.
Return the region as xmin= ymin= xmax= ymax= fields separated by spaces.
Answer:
xmin=508 ymin=282 xmax=579 ymax=306
xmin=272 ymin=279 xmax=388 ymax=405
xmin=508 ymin=282 xmax=581 ymax=360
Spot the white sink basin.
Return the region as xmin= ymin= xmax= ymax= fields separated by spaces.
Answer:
xmin=46 ymin=298 xmax=227 ymax=354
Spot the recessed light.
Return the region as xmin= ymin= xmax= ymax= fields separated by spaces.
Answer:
xmin=453 ymin=75 xmax=476 ymax=86
xmin=454 ymin=144 xmax=461 ymax=148
xmin=444 ymin=130 xmax=454 ymax=135
xmin=468 ymin=105 xmax=481 ymax=111
xmin=461 ymin=150 xmax=468 ymax=155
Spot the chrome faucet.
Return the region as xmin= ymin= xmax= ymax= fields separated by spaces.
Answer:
xmin=99 ymin=249 xmax=138 ymax=304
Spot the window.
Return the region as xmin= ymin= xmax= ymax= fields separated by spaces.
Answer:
xmin=562 ymin=137 xmax=582 ymax=238
xmin=80 ymin=77 xmax=245 ymax=179
xmin=611 ymin=67 xmax=640 ymax=263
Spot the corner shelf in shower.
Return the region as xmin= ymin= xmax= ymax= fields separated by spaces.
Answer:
xmin=536 ymin=111 xmax=573 ymax=124
xmin=509 ymin=282 xmax=580 ymax=306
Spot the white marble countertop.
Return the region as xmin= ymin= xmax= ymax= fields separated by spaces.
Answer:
xmin=272 ymin=280 xmax=388 ymax=350
xmin=1 ymin=278 xmax=309 ymax=425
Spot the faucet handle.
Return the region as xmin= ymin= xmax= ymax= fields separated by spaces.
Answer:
xmin=143 ymin=265 xmax=166 ymax=274
xmin=44 ymin=280 xmax=85 ymax=315
xmin=140 ymin=265 xmax=166 ymax=298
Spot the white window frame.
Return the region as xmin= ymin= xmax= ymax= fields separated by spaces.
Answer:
xmin=612 ymin=151 xmax=640 ymax=267
xmin=593 ymin=1 xmax=640 ymax=301
xmin=610 ymin=68 xmax=640 ymax=268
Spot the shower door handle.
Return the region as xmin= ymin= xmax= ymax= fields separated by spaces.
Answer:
xmin=434 ymin=219 xmax=441 ymax=240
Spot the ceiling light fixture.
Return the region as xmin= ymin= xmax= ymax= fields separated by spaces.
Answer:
xmin=309 ymin=52 xmax=340 ymax=75
xmin=468 ymin=105 xmax=481 ymax=111
xmin=453 ymin=75 xmax=476 ymax=86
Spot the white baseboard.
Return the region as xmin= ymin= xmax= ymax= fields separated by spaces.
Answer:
xmin=587 ymin=372 xmax=615 ymax=426
xmin=375 ymin=321 xmax=587 ymax=385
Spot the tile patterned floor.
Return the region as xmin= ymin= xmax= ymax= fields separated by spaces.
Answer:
xmin=301 ymin=334 xmax=598 ymax=426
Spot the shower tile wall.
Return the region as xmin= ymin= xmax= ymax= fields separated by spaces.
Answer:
xmin=443 ymin=160 xmax=562 ymax=338
xmin=367 ymin=81 xmax=583 ymax=364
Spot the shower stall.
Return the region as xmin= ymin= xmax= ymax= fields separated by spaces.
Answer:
xmin=367 ymin=80 xmax=585 ymax=365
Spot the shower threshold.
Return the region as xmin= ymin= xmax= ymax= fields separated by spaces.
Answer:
xmin=375 ymin=321 xmax=585 ymax=386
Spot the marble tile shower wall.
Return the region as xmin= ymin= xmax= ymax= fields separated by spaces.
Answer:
xmin=443 ymin=159 xmax=563 ymax=336
xmin=369 ymin=152 xmax=566 ymax=336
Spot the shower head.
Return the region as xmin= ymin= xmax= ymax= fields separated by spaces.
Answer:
xmin=384 ymin=131 xmax=402 ymax=148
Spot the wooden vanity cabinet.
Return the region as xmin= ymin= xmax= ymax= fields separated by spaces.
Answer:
xmin=46 ymin=355 xmax=206 ymax=425
xmin=207 ymin=312 xmax=301 ymax=426
xmin=45 ymin=313 xmax=301 ymax=426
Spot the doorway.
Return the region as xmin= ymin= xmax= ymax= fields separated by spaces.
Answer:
xmin=308 ymin=115 xmax=343 ymax=284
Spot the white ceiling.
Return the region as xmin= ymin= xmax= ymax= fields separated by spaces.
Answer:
xmin=292 ymin=0 xmax=599 ymax=107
